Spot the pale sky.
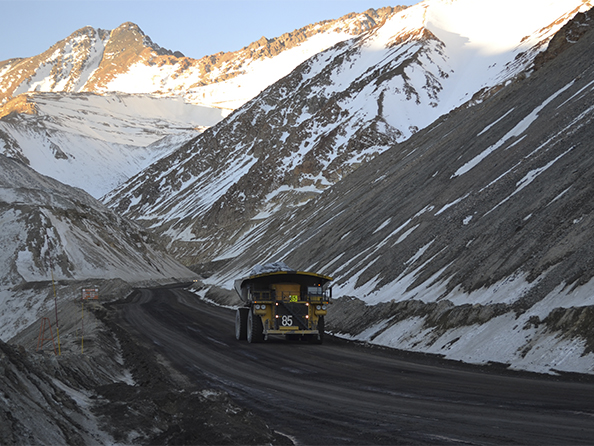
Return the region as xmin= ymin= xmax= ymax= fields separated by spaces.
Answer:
xmin=0 ymin=0 xmax=418 ymax=62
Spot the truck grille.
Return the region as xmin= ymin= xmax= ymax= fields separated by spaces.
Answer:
xmin=275 ymin=302 xmax=309 ymax=329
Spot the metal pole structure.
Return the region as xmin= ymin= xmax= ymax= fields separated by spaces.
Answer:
xmin=81 ymin=298 xmax=84 ymax=354
xmin=49 ymin=256 xmax=61 ymax=355
xmin=36 ymin=317 xmax=57 ymax=355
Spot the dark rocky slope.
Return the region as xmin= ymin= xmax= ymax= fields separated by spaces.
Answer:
xmin=204 ymin=8 xmax=594 ymax=374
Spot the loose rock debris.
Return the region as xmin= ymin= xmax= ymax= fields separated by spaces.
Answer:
xmin=1 ymin=296 xmax=289 ymax=445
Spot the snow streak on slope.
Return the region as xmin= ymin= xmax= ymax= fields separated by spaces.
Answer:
xmin=105 ymin=0 xmax=592 ymax=267
xmin=0 ymin=93 xmax=227 ymax=197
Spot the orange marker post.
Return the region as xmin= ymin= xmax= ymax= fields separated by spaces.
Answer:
xmin=81 ymin=288 xmax=99 ymax=353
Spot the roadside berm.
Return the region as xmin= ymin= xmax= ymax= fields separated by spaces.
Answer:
xmin=2 ymin=281 xmax=288 ymax=445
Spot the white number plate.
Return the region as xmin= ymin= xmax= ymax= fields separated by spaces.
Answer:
xmin=281 ymin=315 xmax=293 ymax=326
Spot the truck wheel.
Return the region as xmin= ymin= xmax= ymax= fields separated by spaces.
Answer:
xmin=318 ymin=316 xmax=325 ymax=344
xmin=309 ymin=316 xmax=325 ymax=344
xmin=247 ymin=309 xmax=264 ymax=343
xmin=235 ymin=308 xmax=248 ymax=340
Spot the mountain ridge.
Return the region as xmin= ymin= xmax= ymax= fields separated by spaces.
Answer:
xmin=0 ymin=92 xmax=226 ymax=197
xmin=104 ymin=0 xmax=591 ymax=266
xmin=0 ymin=8 xmax=405 ymax=110
xmin=0 ymin=151 xmax=196 ymax=338
xmin=0 ymin=8 xmax=407 ymax=198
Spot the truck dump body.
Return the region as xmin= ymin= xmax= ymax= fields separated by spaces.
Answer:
xmin=234 ymin=268 xmax=332 ymax=343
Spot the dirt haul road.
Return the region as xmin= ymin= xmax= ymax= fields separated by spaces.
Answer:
xmin=111 ymin=286 xmax=594 ymax=445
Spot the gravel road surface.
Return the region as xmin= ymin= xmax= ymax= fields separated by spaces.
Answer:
xmin=113 ymin=286 xmax=594 ymax=445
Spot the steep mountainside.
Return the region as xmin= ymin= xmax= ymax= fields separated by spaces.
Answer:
xmin=204 ymin=7 xmax=594 ymax=375
xmin=0 ymin=9 xmax=403 ymax=110
xmin=0 ymin=92 xmax=226 ymax=197
xmin=104 ymin=0 xmax=590 ymax=266
xmin=0 ymin=153 xmax=195 ymax=338
xmin=0 ymin=9 xmax=403 ymax=198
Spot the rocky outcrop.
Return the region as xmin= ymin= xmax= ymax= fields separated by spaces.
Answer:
xmin=0 ymin=94 xmax=37 ymax=119
xmin=533 ymin=7 xmax=594 ymax=70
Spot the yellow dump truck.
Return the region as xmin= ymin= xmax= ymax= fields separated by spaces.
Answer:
xmin=234 ymin=265 xmax=332 ymax=343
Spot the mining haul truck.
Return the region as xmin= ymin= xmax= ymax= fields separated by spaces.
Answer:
xmin=234 ymin=267 xmax=332 ymax=343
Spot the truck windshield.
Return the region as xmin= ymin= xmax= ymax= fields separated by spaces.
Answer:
xmin=307 ymin=286 xmax=323 ymax=296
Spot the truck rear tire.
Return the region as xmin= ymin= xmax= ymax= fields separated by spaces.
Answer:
xmin=247 ymin=309 xmax=264 ymax=343
xmin=235 ymin=308 xmax=248 ymax=340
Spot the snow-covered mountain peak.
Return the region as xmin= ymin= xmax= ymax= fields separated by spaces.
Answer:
xmin=0 ymin=9 xmax=409 ymax=198
xmin=366 ymin=0 xmax=591 ymax=111
xmin=0 ymin=21 xmax=185 ymax=103
xmin=1 ymin=9 xmax=405 ymax=110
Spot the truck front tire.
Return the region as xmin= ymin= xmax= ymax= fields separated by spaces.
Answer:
xmin=235 ymin=308 xmax=248 ymax=340
xmin=247 ymin=309 xmax=264 ymax=343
